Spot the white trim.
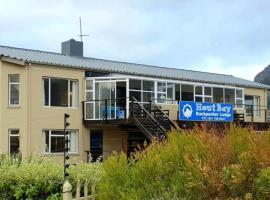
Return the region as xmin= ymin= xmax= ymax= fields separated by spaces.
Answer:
xmin=8 ymin=129 xmax=20 ymax=155
xmin=87 ymin=75 xmax=245 ymax=90
xmin=43 ymin=129 xmax=78 ymax=154
xmin=126 ymin=77 xmax=130 ymax=118
xmin=42 ymin=77 xmax=78 ymax=108
xmin=8 ymin=74 xmax=20 ymax=107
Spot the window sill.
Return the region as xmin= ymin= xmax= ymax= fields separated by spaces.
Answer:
xmin=8 ymin=105 xmax=21 ymax=109
xmin=43 ymin=153 xmax=80 ymax=156
xmin=43 ymin=106 xmax=79 ymax=109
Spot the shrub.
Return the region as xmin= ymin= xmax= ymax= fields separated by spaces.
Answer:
xmin=97 ymin=126 xmax=270 ymax=200
xmin=98 ymin=131 xmax=211 ymax=200
xmin=253 ymin=167 xmax=270 ymax=199
xmin=0 ymin=155 xmax=104 ymax=200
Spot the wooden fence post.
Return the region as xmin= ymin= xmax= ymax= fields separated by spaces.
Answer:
xmin=63 ymin=180 xmax=72 ymax=200
xmin=76 ymin=180 xmax=81 ymax=200
xmin=91 ymin=184 xmax=96 ymax=200
xmin=84 ymin=181 xmax=89 ymax=200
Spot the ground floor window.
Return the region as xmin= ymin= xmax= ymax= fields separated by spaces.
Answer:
xmin=44 ymin=130 xmax=78 ymax=154
xmin=90 ymin=130 xmax=103 ymax=162
xmin=9 ymin=129 xmax=20 ymax=155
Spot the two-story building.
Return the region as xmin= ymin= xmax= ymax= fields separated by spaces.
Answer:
xmin=0 ymin=39 xmax=269 ymax=162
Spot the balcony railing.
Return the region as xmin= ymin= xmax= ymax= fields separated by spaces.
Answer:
xmin=83 ymin=97 xmax=129 ymax=120
xmin=83 ymin=98 xmax=270 ymax=123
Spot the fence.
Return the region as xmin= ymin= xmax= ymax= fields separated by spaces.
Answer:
xmin=63 ymin=180 xmax=96 ymax=200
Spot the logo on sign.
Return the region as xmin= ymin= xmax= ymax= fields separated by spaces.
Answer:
xmin=182 ymin=104 xmax=193 ymax=118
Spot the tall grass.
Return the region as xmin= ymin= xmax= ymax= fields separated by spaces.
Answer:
xmin=98 ymin=126 xmax=270 ymax=200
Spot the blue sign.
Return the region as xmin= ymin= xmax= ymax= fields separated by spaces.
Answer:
xmin=179 ymin=101 xmax=233 ymax=122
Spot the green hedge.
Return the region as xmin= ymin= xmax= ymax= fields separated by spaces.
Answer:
xmin=0 ymin=156 xmax=103 ymax=200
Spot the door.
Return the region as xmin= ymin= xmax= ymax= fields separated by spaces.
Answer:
xmin=95 ymin=81 xmax=116 ymax=119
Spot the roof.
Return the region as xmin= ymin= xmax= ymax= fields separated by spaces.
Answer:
xmin=0 ymin=45 xmax=269 ymax=89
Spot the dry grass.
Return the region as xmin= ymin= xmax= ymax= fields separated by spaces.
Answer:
xmin=98 ymin=125 xmax=270 ymax=200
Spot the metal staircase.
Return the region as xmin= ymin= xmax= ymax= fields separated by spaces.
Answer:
xmin=151 ymin=102 xmax=180 ymax=132
xmin=130 ymin=98 xmax=179 ymax=140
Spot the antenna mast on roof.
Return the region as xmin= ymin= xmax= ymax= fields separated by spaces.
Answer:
xmin=78 ymin=17 xmax=89 ymax=42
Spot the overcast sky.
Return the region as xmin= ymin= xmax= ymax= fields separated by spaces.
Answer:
xmin=0 ymin=0 xmax=270 ymax=80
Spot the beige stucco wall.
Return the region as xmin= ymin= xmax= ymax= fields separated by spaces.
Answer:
xmin=0 ymin=61 xmax=88 ymax=163
xmin=241 ymin=87 xmax=268 ymax=123
xmin=86 ymin=125 xmax=126 ymax=160
xmin=0 ymin=60 xmax=126 ymax=163
xmin=0 ymin=61 xmax=29 ymax=156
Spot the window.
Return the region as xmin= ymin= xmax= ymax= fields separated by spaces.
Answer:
xmin=9 ymin=74 xmax=20 ymax=106
xmin=85 ymin=80 xmax=94 ymax=119
xmin=254 ymin=96 xmax=260 ymax=117
xmin=167 ymin=83 xmax=174 ymax=103
xmin=43 ymin=78 xmax=78 ymax=107
xmin=195 ymin=86 xmax=203 ymax=102
xmin=181 ymin=84 xmax=194 ymax=101
xmin=129 ymin=79 xmax=154 ymax=103
xmin=9 ymin=129 xmax=20 ymax=155
xmin=175 ymin=84 xmax=181 ymax=101
xmin=204 ymin=87 xmax=212 ymax=102
xmin=194 ymin=86 xmax=213 ymax=102
xmin=225 ymin=89 xmax=235 ymax=104
xmin=129 ymin=79 xmax=142 ymax=102
xmin=245 ymin=95 xmax=253 ymax=116
xmin=213 ymin=88 xmax=224 ymax=103
xmin=44 ymin=130 xmax=78 ymax=153
xmin=157 ymin=82 xmax=166 ymax=103
xmin=90 ymin=130 xmax=103 ymax=162
xmin=235 ymin=89 xmax=244 ymax=108
xmin=245 ymin=95 xmax=260 ymax=117
xmin=130 ymin=79 xmax=141 ymax=90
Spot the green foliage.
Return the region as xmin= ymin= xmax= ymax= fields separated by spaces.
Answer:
xmin=253 ymin=167 xmax=270 ymax=199
xmin=98 ymin=126 xmax=270 ymax=200
xmin=2 ymin=126 xmax=270 ymax=200
xmin=98 ymin=131 xmax=210 ymax=200
xmin=0 ymin=155 xmax=104 ymax=200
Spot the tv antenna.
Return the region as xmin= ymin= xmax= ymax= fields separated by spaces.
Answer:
xmin=78 ymin=17 xmax=89 ymax=42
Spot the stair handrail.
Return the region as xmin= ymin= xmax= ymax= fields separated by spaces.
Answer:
xmin=130 ymin=97 xmax=167 ymax=137
xmin=152 ymin=102 xmax=180 ymax=130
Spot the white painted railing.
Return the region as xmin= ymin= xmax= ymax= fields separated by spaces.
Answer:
xmin=63 ymin=180 xmax=96 ymax=200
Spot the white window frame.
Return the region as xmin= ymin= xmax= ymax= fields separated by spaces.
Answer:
xmin=8 ymin=129 xmax=20 ymax=155
xmin=44 ymin=130 xmax=78 ymax=154
xmin=8 ymin=74 xmax=20 ymax=107
xmin=43 ymin=77 xmax=78 ymax=108
xmin=85 ymin=76 xmax=245 ymax=116
xmin=129 ymin=79 xmax=154 ymax=104
xmin=157 ymin=81 xmax=167 ymax=104
xmin=254 ymin=96 xmax=260 ymax=117
xmin=85 ymin=79 xmax=94 ymax=120
xmin=194 ymin=85 xmax=213 ymax=103
xmin=235 ymin=89 xmax=244 ymax=109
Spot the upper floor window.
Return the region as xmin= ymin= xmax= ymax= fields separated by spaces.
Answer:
xmin=129 ymin=79 xmax=154 ymax=103
xmin=245 ymin=95 xmax=260 ymax=117
xmin=43 ymin=77 xmax=78 ymax=107
xmin=9 ymin=74 xmax=20 ymax=106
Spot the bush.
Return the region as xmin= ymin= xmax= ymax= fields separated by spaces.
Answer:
xmin=253 ymin=167 xmax=270 ymax=199
xmin=0 ymin=156 xmax=63 ymax=200
xmin=97 ymin=126 xmax=270 ymax=200
xmin=0 ymin=155 xmax=104 ymax=200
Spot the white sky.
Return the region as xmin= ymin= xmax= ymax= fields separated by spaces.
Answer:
xmin=0 ymin=0 xmax=270 ymax=80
